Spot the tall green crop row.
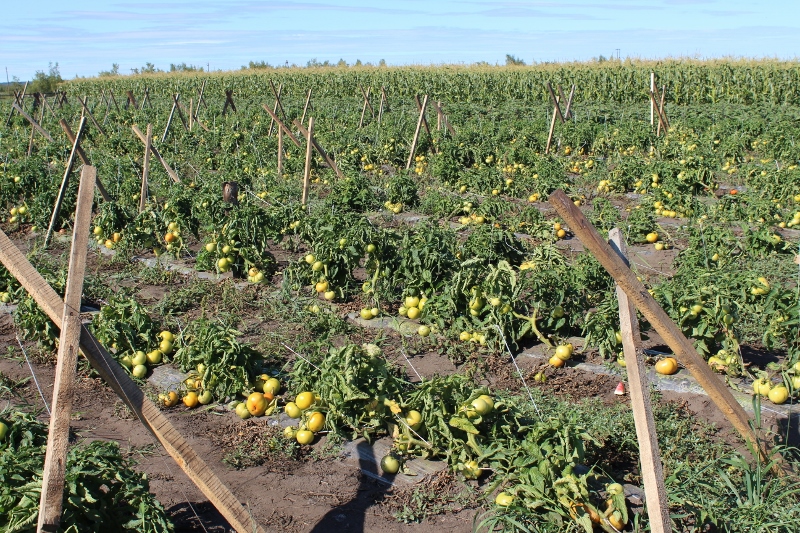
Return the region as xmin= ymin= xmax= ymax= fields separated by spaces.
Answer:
xmin=67 ymin=59 xmax=800 ymax=106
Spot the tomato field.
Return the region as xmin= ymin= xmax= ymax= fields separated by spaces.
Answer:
xmin=2 ymin=59 xmax=800 ymax=532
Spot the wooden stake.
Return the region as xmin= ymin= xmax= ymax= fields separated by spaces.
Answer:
xmin=194 ymin=79 xmax=207 ymax=118
xmin=11 ymin=102 xmax=53 ymax=141
xmin=301 ymin=88 xmax=313 ymax=126
xmin=189 ymin=98 xmax=194 ymax=130
xmin=302 ymin=117 xmax=314 ymax=205
xmin=547 ymin=189 xmax=767 ymax=461
xmin=649 ymin=89 xmax=669 ymax=135
xmin=262 ymin=105 xmax=302 ymax=149
xmin=78 ymin=96 xmax=106 ymax=136
xmin=0 ymin=231 xmax=268 ymax=533
xmin=650 ymin=72 xmax=655 ymax=126
xmin=222 ymin=89 xmax=236 ymax=116
xmin=414 ymin=94 xmax=432 ymax=138
xmin=267 ymin=84 xmax=283 ymax=136
xmin=41 ymin=94 xmax=58 ymax=121
xmin=140 ymin=87 xmax=150 ymax=110
xmin=546 ymin=82 xmax=565 ymax=124
xmin=358 ymin=85 xmax=371 ymax=128
xmin=37 ymin=165 xmax=95 ymax=533
xmin=45 ymin=117 xmax=87 ymax=248
xmin=59 ymin=120 xmax=111 ymax=202
xmin=140 ymin=124 xmax=152 ymax=212
xmin=269 ymin=80 xmax=287 ymax=121
xmin=125 ymin=90 xmax=137 ymax=110
xmin=162 ymin=94 xmax=178 ymax=143
xmin=377 ymin=87 xmax=387 ymax=125
xmin=132 ymin=125 xmax=181 ymax=183
xmin=108 ymin=90 xmax=120 ymax=113
xmin=432 ymin=101 xmax=456 ymax=136
xmin=26 ymin=101 xmax=41 ymax=156
xmin=277 ymin=125 xmax=283 ymax=178
xmin=293 ymin=119 xmax=345 ymax=179
xmin=609 ymin=228 xmax=671 ymax=533
xmin=406 ymin=94 xmax=428 ymax=169
xmin=5 ymin=81 xmax=27 ymax=126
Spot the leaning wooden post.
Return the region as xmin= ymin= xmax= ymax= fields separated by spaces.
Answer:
xmin=189 ymin=98 xmax=194 ymax=131
xmin=11 ymin=102 xmax=54 ymax=141
xmin=139 ymin=124 xmax=152 ymax=212
xmin=79 ymin=96 xmax=106 ymax=136
xmin=609 ymin=228 xmax=671 ymax=533
xmin=267 ymin=84 xmax=283 ymax=136
xmin=5 ymin=81 xmax=27 ymax=126
xmin=377 ymin=87 xmax=387 ymax=125
xmin=262 ymin=105 xmax=303 ymax=149
xmin=0 ymin=232 xmax=268 ymax=533
xmin=547 ymin=189 xmax=768 ymax=462
xmin=293 ymin=119 xmax=345 ymax=180
xmin=414 ymin=94 xmax=432 ymax=138
xmin=132 ymin=125 xmax=181 ymax=183
xmin=406 ymin=94 xmax=428 ymax=169
xmin=301 ymin=88 xmax=313 ymax=125
xmin=302 ymin=117 xmax=314 ymax=205
xmin=37 ymin=165 xmax=95 ymax=533
xmin=277 ymin=125 xmax=284 ymax=178
xmin=45 ymin=117 xmax=87 ymax=248
xmin=162 ymin=93 xmax=179 ymax=142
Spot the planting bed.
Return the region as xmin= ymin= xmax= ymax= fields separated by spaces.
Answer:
xmin=2 ymin=61 xmax=800 ymax=532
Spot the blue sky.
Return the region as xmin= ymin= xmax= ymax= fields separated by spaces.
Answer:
xmin=3 ymin=0 xmax=800 ymax=80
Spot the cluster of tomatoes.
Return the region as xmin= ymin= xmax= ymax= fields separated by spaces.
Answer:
xmin=282 ymin=391 xmax=327 ymax=445
xmin=93 ymin=225 xmax=123 ymax=250
xmin=7 ymin=204 xmax=28 ymax=225
xmin=120 ymin=330 xmax=174 ymax=379
xmin=304 ymin=253 xmax=336 ymax=301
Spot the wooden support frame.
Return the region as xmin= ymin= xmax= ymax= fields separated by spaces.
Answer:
xmin=609 ymin=228 xmax=671 ymax=533
xmin=139 ymin=125 xmax=152 ymax=213
xmin=27 ymin=99 xmax=44 ymax=156
xmin=269 ymin=80 xmax=287 ymax=121
xmin=0 ymin=230 xmax=268 ymax=533
xmin=301 ymin=88 xmax=313 ymax=126
xmin=545 ymin=83 xmax=575 ymax=155
xmin=37 ymin=165 xmax=95 ymax=532
xmin=79 ymin=96 xmax=106 ymax=136
xmin=432 ymin=101 xmax=456 ymax=136
xmin=547 ymin=189 xmax=769 ymax=462
xmin=41 ymin=94 xmax=58 ymax=121
xmin=358 ymin=85 xmax=373 ymax=128
xmin=651 ymin=84 xmax=669 ymax=136
xmin=267 ymin=83 xmax=283 ymax=136
xmin=132 ymin=125 xmax=181 ymax=183
xmin=293 ymin=119 xmax=345 ymax=180
xmin=140 ymin=87 xmax=151 ymax=110
xmin=302 ymin=117 xmax=315 ymax=205
xmin=44 ymin=117 xmax=87 ymax=248
xmin=377 ymin=87 xmax=387 ymax=125
xmin=277 ymin=125 xmax=284 ymax=178
xmin=406 ymin=94 xmax=429 ymax=169
xmin=126 ymin=90 xmax=138 ymax=110
xmin=194 ymin=79 xmax=207 ymax=119
xmin=261 ymin=105 xmax=302 ymax=149
xmin=108 ymin=90 xmax=120 ymax=113
xmin=162 ymin=93 xmax=188 ymax=143
xmin=5 ymin=81 xmax=27 ymax=126
xmin=59 ymin=120 xmax=111 ymax=202
xmin=11 ymin=102 xmax=54 ymax=142
xmin=222 ymin=89 xmax=237 ymax=116
xmin=414 ymin=94 xmax=432 ymax=138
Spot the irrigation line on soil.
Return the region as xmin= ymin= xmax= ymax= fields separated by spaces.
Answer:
xmin=281 ymin=342 xmax=322 ymax=372
xmin=493 ymin=325 xmax=543 ymax=420
xmin=399 ymin=344 xmax=423 ymax=382
xmin=16 ymin=335 xmax=51 ymax=415
xmin=80 ymin=332 xmax=213 ymax=533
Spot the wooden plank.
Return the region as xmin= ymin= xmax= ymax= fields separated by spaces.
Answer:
xmin=302 ymin=117 xmax=314 ymax=205
xmin=11 ymin=102 xmax=54 ymax=142
xmin=547 ymin=189 xmax=769 ymax=461
xmin=0 ymin=230 xmax=268 ymax=533
xmin=37 ymin=165 xmax=96 ymax=533
xmin=132 ymin=125 xmax=181 ymax=183
xmin=293 ymin=119 xmax=345 ymax=179
xmin=78 ymin=96 xmax=106 ymax=136
xmin=140 ymin=124 xmax=152 ymax=212
xmin=301 ymin=88 xmax=312 ymax=125
xmin=262 ymin=105 xmax=302 ymax=149
xmin=608 ymin=228 xmax=671 ymax=533
xmin=406 ymin=94 xmax=428 ymax=169
xmin=45 ymin=117 xmax=87 ymax=248
xmin=546 ymin=82 xmax=565 ymax=123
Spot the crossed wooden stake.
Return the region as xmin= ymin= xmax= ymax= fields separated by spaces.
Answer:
xmin=649 ymin=74 xmax=670 ymax=136
xmin=222 ymin=89 xmax=237 ymax=116
xmin=358 ymin=85 xmax=374 ymax=128
xmin=545 ymin=82 xmax=575 ymax=155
